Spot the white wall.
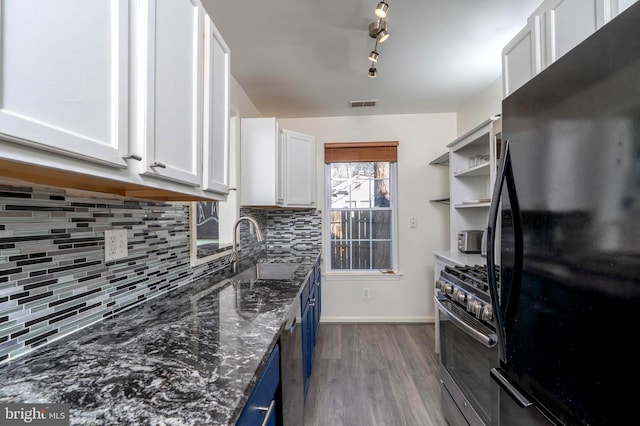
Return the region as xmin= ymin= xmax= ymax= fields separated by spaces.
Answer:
xmin=234 ymin=73 xmax=502 ymax=323
xmin=231 ymin=76 xmax=262 ymax=119
xmin=279 ymin=114 xmax=456 ymax=322
xmin=456 ymin=77 xmax=502 ymax=136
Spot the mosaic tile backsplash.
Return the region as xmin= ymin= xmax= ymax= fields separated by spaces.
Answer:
xmin=244 ymin=208 xmax=322 ymax=258
xmin=0 ymin=186 xmax=321 ymax=364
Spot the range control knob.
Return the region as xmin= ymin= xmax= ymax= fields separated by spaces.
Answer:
xmin=453 ymin=289 xmax=467 ymax=304
xmin=467 ymin=299 xmax=481 ymax=316
xmin=481 ymin=305 xmax=493 ymax=321
xmin=444 ymin=283 xmax=454 ymax=295
xmin=435 ymin=279 xmax=443 ymax=290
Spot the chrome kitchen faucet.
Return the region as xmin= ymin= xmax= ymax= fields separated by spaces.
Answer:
xmin=229 ymin=216 xmax=265 ymax=273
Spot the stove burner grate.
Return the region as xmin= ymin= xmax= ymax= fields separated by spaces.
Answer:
xmin=443 ymin=264 xmax=499 ymax=294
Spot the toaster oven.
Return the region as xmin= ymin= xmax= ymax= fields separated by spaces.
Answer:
xmin=457 ymin=230 xmax=483 ymax=254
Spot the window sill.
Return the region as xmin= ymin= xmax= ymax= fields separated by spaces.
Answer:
xmin=323 ymin=271 xmax=403 ymax=281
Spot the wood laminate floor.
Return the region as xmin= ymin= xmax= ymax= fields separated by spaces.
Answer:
xmin=302 ymin=323 xmax=447 ymax=426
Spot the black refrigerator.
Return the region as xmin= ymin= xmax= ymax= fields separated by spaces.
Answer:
xmin=486 ymin=3 xmax=640 ymax=425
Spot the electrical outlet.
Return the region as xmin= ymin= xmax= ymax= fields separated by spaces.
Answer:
xmin=105 ymin=229 xmax=128 ymax=262
xmin=362 ymin=287 xmax=371 ymax=299
xmin=409 ymin=217 xmax=418 ymax=228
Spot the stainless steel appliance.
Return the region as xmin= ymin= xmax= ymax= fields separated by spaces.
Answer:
xmin=457 ymin=230 xmax=483 ymax=253
xmin=279 ymin=307 xmax=304 ymax=425
xmin=480 ymin=228 xmax=488 ymax=257
xmin=487 ymin=4 xmax=640 ymax=425
xmin=435 ymin=264 xmax=499 ymax=425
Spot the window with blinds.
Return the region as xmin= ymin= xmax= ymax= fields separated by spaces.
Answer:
xmin=324 ymin=142 xmax=398 ymax=271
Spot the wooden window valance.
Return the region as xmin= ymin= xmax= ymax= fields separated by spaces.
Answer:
xmin=324 ymin=141 xmax=399 ymax=163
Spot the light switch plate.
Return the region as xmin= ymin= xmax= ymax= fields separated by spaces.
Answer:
xmin=105 ymin=229 xmax=128 ymax=262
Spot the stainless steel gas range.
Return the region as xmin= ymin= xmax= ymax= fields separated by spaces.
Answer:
xmin=434 ymin=264 xmax=499 ymax=426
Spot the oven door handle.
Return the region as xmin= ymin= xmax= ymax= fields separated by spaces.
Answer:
xmin=434 ymin=295 xmax=497 ymax=348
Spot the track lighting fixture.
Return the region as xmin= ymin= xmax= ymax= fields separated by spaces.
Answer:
xmin=366 ymin=2 xmax=390 ymax=78
xmin=377 ymin=27 xmax=389 ymax=43
xmin=368 ymin=40 xmax=379 ymax=62
xmin=369 ymin=19 xmax=390 ymax=43
xmin=375 ymin=2 xmax=389 ymax=19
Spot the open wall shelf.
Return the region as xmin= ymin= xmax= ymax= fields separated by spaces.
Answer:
xmin=429 ymin=152 xmax=449 ymax=166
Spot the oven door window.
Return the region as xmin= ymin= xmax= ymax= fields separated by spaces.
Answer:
xmin=440 ymin=307 xmax=496 ymax=425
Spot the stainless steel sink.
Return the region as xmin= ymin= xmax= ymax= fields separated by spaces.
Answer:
xmin=232 ymin=262 xmax=300 ymax=281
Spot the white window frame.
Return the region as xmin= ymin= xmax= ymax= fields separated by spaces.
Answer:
xmin=324 ymin=162 xmax=399 ymax=276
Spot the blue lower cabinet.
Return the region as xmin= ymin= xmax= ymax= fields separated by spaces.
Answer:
xmin=237 ymin=344 xmax=280 ymax=426
xmin=312 ymin=262 xmax=321 ymax=342
xmin=301 ymin=302 xmax=313 ymax=399
xmin=301 ymin=260 xmax=322 ymax=402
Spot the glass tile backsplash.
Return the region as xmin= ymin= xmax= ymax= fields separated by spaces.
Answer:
xmin=0 ymin=185 xmax=321 ymax=364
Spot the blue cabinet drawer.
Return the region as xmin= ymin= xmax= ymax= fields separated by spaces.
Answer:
xmin=236 ymin=344 xmax=280 ymax=426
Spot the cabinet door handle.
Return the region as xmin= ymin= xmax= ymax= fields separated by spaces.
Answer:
xmin=122 ymin=154 xmax=142 ymax=161
xmin=257 ymin=400 xmax=276 ymax=426
xmin=309 ymin=298 xmax=316 ymax=307
xmin=149 ymin=161 xmax=167 ymax=169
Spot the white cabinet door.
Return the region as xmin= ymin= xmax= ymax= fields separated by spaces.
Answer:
xmin=0 ymin=0 xmax=129 ymax=168
xmin=202 ymin=16 xmax=230 ymax=194
xmin=240 ymin=117 xmax=278 ymax=206
xmin=276 ymin=126 xmax=285 ymax=205
xmin=544 ymin=0 xmax=606 ymax=66
xmin=283 ymin=130 xmax=316 ymax=207
xmin=240 ymin=118 xmax=316 ymax=208
xmin=502 ymin=16 xmax=542 ymax=98
xmin=137 ymin=0 xmax=203 ymax=186
xmin=611 ymin=0 xmax=638 ymax=17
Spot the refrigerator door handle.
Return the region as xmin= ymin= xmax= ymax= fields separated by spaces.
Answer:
xmin=487 ymin=140 xmax=524 ymax=362
xmin=487 ymin=140 xmax=510 ymax=354
xmin=491 ymin=367 xmax=534 ymax=408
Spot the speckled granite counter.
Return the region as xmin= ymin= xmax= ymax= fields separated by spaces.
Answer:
xmin=0 ymin=253 xmax=320 ymax=425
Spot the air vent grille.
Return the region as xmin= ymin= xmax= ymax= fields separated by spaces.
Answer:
xmin=349 ymin=99 xmax=378 ymax=108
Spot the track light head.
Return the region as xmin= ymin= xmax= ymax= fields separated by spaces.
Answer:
xmin=368 ymin=66 xmax=377 ymax=78
xmin=368 ymin=50 xmax=379 ymax=62
xmin=377 ymin=29 xmax=389 ymax=43
xmin=375 ymin=2 xmax=389 ymax=19
xmin=369 ymin=19 xmax=389 ymax=43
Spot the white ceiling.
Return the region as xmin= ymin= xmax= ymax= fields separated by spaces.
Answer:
xmin=201 ymin=0 xmax=541 ymax=118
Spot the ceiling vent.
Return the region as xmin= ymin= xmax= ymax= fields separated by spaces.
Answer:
xmin=349 ymin=99 xmax=378 ymax=108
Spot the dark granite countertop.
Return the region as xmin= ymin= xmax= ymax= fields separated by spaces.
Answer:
xmin=0 ymin=252 xmax=320 ymax=425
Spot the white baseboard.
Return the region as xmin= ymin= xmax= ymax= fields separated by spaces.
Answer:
xmin=320 ymin=316 xmax=435 ymax=324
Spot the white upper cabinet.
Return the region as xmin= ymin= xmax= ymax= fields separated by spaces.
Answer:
xmin=502 ymin=15 xmax=542 ymax=98
xmin=543 ymin=0 xmax=605 ymax=66
xmin=0 ymin=0 xmax=130 ymax=168
xmin=0 ymin=0 xmax=231 ymax=201
xmin=241 ymin=118 xmax=316 ymax=208
xmin=282 ymin=129 xmax=316 ymax=207
xmin=135 ymin=0 xmax=203 ymax=186
xmin=202 ymin=16 xmax=230 ymax=194
xmin=611 ymin=0 xmax=638 ymax=17
xmin=241 ymin=118 xmax=278 ymax=207
xmin=502 ymin=0 xmax=637 ymax=99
